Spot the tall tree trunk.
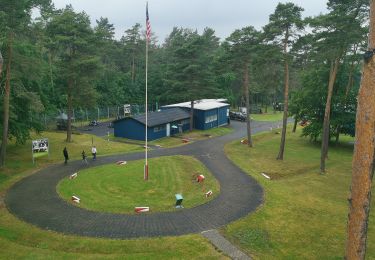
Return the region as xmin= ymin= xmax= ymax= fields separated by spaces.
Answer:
xmin=244 ymin=62 xmax=253 ymax=147
xmin=0 ymin=32 xmax=14 ymax=167
xmin=335 ymin=126 xmax=340 ymax=143
xmin=336 ymin=47 xmax=358 ymax=144
xmin=320 ymin=58 xmax=339 ymax=173
xmin=292 ymin=117 xmax=298 ymax=133
xmin=189 ymin=100 xmax=194 ymax=132
xmin=346 ymin=1 xmax=375 ymax=258
xmin=277 ymin=28 xmax=289 ymax=160
xmin=66 ymin=79 xmax=73 ymax=142
xmin=0 ymin=50 xmax=3 ymax=76
xmin=132 ymin=55 xmax=135 ymax=83
xmin=48 ymin=52 xmax=55 ymax=95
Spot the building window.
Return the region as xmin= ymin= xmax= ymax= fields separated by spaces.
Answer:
xmin=205 ymin=114 xmax=217 ymax=123
xmin=154 ymin=125 xmax=165 ymax=132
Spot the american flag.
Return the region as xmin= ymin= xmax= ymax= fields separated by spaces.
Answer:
xmin=146 ymin=3 xmax=151 ymax=42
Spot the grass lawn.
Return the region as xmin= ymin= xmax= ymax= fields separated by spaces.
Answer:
xmin=58 ymin=155 xmax=220 ymax=213
xmin=110 ymin=126 xmax=233 ymax=148
xmin=1 ymin=131 xmax=143 ymax=178
xmin=251 ymin=111 xmax=284 ymax=122
xmin=223 ymin=127 xmax=375 ymax=259
xmin=0 ymin=133 xmax=226 ymax=258
xmin=152 ymin=126 xmax=233 ymax=148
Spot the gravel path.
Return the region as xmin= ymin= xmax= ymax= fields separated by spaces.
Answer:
xmin=5 ymin=120 xmax=282 ymax=239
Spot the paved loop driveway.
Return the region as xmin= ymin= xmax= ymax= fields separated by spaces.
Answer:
xmin=5 ymin=121 xmax=280 ymax=238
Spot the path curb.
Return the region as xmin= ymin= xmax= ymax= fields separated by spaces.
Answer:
xmin=202 ymin=229 xmax=251 ymax=260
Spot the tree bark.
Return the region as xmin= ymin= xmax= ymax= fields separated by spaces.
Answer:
xmin=346 ymin=1 xmax=375 ymax=258
xmin=189 ymin=100 xmax=194 ymax=132
xmin=320 ymin=58 xmax=339 ymax=173
xmin=244 ymin=62 xmax=253 ymax=147
xmin=66 ymin=79 xmax=73 ymax=142
xmin=292 ymin=117 xmax=298 ymax=133
xmin=0 ymin=32 xmax=14 ymax=167
xmin=335 ymin=126 xmax=340 ymax=143
xmin=48 ymin=52 xmax=55 ymax=95
xmin=132 ymin=55 xmax=135 ymax=83
xmin=0 ymin=50 xmax=3 ymax=76
xmin=277 ymin=28 xmax=289 ymax=160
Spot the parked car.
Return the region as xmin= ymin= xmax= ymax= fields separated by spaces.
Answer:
xmin=229 ymin=111 xmax=246 ymax=121
xmin=89 ymin=120 xmax=99 ymax=126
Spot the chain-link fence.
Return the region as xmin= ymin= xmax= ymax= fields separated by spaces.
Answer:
xmin=34 ymin=104 xmax=159 ymax=130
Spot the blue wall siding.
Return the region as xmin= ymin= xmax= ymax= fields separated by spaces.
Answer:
xmin=193 ymin=110 xmax=205 ymax=130
xmin=161 ymin=106 xmax=229 ymax=130
xmin=150 ymin=124 xmax=167 ymax=140
xmin=115 ymin=104 xmax=230 ymax=141
xmin=114 ymin=118 xmax=165 ymax=141
xmin=203 ymin=109 xmax=217 ymax=130
xmin=114 ymin=119 xmax=146 ymax=140
xmin=218 ymin=105 xmax=230 ymax=126
xmin=194 ymin=105 xmax=230 ymax=130
xmin=114 ymin=117 xmax=191 ymax=141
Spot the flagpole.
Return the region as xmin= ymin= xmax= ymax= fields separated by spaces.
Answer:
xmin=144 ymin=2 xmax=149 ymax=181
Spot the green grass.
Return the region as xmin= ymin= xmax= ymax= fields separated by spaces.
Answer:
xmin=223 ymin=127 xmax=375 ymax=259
xmin=58 ymin=155 xmax=220 ymax=213
xmin=32 ymin=151 xmax=49 ymax=159
xmin=110 ymin=126 xmax=233 ymax=149
xmin=152 ymin=126 xmax=233 ymax=148
xmin=0 ymin=132 xmax=227 ymax=258
xmin=1 ymin=131 xmax=143 ymax=178
xmin=251 ymin=111 xmax=284 ymax=122
xmin=0 ymin=207 xmax=227 ymax=258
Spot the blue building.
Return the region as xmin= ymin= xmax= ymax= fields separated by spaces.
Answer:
xmin=162 ymin=99 xmax=230 ymax=130
xmin=113 ymin=107 xmax=190 ymax=141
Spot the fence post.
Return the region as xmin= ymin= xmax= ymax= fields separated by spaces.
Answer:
xmin=97 ymin=107 xmax=100 ymax=121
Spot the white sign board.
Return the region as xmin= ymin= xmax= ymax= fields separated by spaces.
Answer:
xmin=124 ymin=104 xmax=131 ymax=115
xmin=32 ymin=138 xmax=49 ymax=163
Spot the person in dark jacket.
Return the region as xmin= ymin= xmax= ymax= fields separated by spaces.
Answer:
xmin=82 ymin=150 xmax=88 ymax=165
xmin=63 ymin=147 xmax=69 ymax=164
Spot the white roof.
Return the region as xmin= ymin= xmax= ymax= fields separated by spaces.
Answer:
xmin=163 ymin=99 xmax=229 ymax=111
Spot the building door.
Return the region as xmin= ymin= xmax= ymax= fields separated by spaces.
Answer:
xmin=166 ymin=123 xmax=170 ymax=137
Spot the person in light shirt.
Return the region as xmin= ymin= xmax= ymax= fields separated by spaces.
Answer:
xmin=91 ymin=146 xmax=97 ymax=160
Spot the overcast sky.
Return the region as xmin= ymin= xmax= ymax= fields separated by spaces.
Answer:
xmin=51 ymin=0 xmax=329 ymax=42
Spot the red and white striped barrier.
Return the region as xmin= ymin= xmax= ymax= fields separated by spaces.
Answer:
xmin=69 ymin=173 xmax=78 ymax=179
xmin=71 ymin=195 xmax=80 ymax=203
xmin=261 ymin=173 xmax=271 ymax=179
xmin=205 ymin=190 xmax=213 ymax=198
xmin=197 ymin=174 xmax=205 ymax=183
xmin=134 ymin=207 xmax=149 ymax=213
xmin=116 ymin=160 xmax=127 ymax=165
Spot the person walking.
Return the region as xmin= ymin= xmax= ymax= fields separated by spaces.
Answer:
xmin=82 ymin=150 xmax=88 ymax=165
xmin=91 ymin=146 xmax=97 ymax=160
xmin=63 ymin=147 xmax=69 ymax=164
